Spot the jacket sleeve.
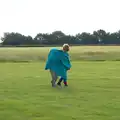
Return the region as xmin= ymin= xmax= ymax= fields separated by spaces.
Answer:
xmin=45 ymin=49 xmax=52 ymax=70
xmin=61 ymin=54 xmax=71 ymax=70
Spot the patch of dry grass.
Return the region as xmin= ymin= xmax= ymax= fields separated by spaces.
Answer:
xmin=0 ymin=46 xmax=120 ymax=62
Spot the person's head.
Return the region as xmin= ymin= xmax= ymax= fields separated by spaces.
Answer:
xmin=62 ymin=44 xmax=70 ymax=52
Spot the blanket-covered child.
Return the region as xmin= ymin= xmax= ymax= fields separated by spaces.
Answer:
xmin=45 ymin=44 xmax=71 ymax=87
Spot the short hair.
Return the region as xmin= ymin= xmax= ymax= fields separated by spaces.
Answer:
xmin=63 ymin=43 xmax=69 ymax=51
xmin=63 ymin=43 xmax=69 ymax=47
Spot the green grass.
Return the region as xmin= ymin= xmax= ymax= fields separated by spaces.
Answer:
xmin=1 ymin=61 xmax=120 ymax=120
xmin=1 ymin=46 xmax=120 ymax=61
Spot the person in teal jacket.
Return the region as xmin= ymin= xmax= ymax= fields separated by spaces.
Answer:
xmin=45 ymin=44 xmax=71 ymax=87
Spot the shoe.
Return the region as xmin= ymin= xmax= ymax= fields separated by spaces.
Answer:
xmin=64 ymin=84 xmax=68 ymax=87
xmin=57 ymin=82 xmax=61 ymax=86
xmin=52 ymin=84 xmax=56 ymax=87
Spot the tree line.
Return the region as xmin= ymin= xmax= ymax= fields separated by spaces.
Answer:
xmin=1 ymin=29 xmax=120 ymax=46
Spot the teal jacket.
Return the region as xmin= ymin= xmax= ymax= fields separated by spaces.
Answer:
xmin=45 ymin=48 xmax=71 ymax=79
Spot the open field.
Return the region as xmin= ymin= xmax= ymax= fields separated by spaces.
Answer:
xmin=1 ymin=46 xmax=120 ymax=119
xmin=0 ymin=61 xmax=120 ymax=120
xmin=1 ymin=46 xmax=120 ymax=61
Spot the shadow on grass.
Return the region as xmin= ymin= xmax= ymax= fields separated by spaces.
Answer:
xmin=48 ymin=84 xmax=78 ymax=95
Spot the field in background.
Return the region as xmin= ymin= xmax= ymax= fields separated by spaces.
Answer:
xmin=0 ymin=62 xmax=120 ymax=120
xmin=1 ymin=46 xmax=120 ymax=62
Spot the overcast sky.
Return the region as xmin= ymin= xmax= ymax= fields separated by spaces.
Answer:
xmin=0 ymin=0 xmax=120 ymax=39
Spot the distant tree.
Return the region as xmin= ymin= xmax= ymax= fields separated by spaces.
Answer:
xmin=34 ymin=31 xmax=67 ymax=44
xmin=52 ymin=31 xmax=65 ymax=38
xmin=2 ymin=29 xmax=120 ymax=46
xmin=93 ymin=29 xmax=110 ymax=44
xmin=76 ymin=32 xmax=98 ymax=44
xmin=34 ymin=33 xmax=48 ymax=44
xmin=108 ymin=31 xmax=120 ymax=44
xmin=1 ymin=32 xmax=33 ymax=45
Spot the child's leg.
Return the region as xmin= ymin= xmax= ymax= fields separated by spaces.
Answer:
xmin=57 ymin=77 xmax=68 ymax=86
xmin=63 ymin=78 xmax=68 ymax=86
xmin=57 ymin=77 xmax=63 ymax=85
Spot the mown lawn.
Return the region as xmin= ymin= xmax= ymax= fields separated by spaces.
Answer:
xmin=0 ymin=61 xmax=120 ymax=120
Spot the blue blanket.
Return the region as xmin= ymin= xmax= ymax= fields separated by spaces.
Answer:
xmin=45 ymin=48 xmax=71 ymax=79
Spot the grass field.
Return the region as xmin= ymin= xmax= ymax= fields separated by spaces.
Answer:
xmin=0 ymin=46 xmax=120 ymax=120
xmin=1 ymin=46 xmax=120 ymax=61
xmin=0 ymin=61 xmax=120 ymax=120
